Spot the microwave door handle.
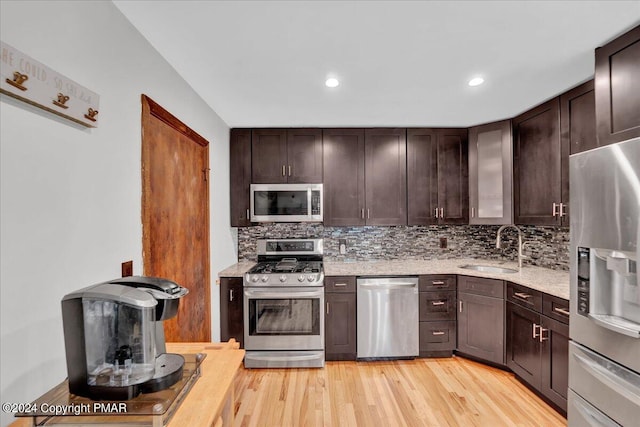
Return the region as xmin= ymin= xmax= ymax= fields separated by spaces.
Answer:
xmin=307 ymin=188 xmax=312 ymax=218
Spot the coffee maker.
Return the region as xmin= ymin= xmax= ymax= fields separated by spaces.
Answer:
xmin=61 ymin=276 xmax=189 ymax=400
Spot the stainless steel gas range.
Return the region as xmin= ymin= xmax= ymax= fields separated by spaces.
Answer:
xmin=243 ymin=238 xmax=325 ymax=368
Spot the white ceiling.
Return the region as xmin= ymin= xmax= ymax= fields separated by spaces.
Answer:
xmin=114 ymin=1 xmax=640 ymax=128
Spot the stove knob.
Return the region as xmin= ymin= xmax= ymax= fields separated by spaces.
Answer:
xmin=298 ymin=275 xmax=305 ymax=282
xmin=251 ymin=275 xmax=260 ymax=283
xmin=261 ymin=276 xmax=269 ymax=282
xmin=280 ymin=275 xmax=287 ymax=283
xmin=307 ymin=275 xmax=316 ymax=282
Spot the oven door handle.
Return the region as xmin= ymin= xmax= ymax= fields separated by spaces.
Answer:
xmin=244 ymin=289 xmax=324 ymax=299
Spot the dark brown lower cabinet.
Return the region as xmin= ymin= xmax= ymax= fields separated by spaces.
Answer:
xmin=325 ymin=276 xmax=357 ymax=360
xmin=220 ymin=277 xmax=244 ymax=348
xmin=418 ymin=275 xmax=457 ymax=357
xmin=507 ymin=284 xmax=569 ymax=414
xmin=457 ymin=276 xmax=505 ymax=365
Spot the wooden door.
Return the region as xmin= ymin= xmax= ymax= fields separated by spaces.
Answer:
xmin=513 ymin=98 xmax=562 ymax=225
xmin=541 ymin=314 xmax=569 ymax=412
xmin=364 ymin=128 xmax=407 ymax=225
xmin=506 ymin=302 xmax=541 ymax=389
xmin=287 ymin=128 xmax=323 ymax=183
xmin=561 ymin=80 xmax=596 ymax=155
xmin=595 ymin=25 xmax=640 ymax=146
xmin=220 ymin=277 xmax=244 ymax=348
xmin=407 ymin=128 xmax=438 ymax=225
xmin=251 ymin=129 xmax=287 ymax=183
xmin=457 ymin=292 xmax=505 ymax=365
xmin=141 ymin=95 xmax=211 ymax=342
xmin=230 ymin=129 xmax=252 ymax=227
xmin=437 ymin=129 xmax=468 ymax=224
xmin=322 ymin=129 xmax=366 ymax=226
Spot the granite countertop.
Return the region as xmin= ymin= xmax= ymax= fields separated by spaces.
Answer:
xmin=218 ymin=258 xmax=569 ymax=300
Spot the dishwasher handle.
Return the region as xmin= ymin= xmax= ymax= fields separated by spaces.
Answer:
xmin=359 ymin=282 xmax=418 ymax=290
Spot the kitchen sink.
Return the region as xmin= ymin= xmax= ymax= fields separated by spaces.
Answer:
xmin=458 ymin=264 xmax=519 ymax=274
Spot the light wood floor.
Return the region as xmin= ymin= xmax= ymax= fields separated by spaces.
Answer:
xmin=232 ymin=356 xmax=567 ymax=427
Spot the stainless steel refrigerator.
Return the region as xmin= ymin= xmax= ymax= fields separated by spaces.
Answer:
xmin=569 ymin=137 xmax=640 ymax=426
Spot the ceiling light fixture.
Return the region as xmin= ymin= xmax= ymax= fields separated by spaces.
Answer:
xmin=325 ymin=78 xmax=339 ymax=88
xmin=468 ymin=77 xmax=484 ymax=87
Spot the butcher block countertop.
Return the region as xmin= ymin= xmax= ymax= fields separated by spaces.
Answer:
xmin=219 ymin=258 xmax=569 ymax=300
xmin=9 ymin=341 xmax=244 ymax=427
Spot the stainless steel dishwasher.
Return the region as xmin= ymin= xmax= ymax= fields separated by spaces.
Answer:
xmin=357 ymin=277 xmax=419 ymax=359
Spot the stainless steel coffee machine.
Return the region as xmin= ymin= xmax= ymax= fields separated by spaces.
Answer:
xmin=61 ymin=276 xmax=189 ymax=400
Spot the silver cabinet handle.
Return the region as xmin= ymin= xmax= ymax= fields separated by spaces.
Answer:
xmin=326 ymin=302 xmax=330 ymax=315
xmin=539 ymin=327 xmax=549 ymax=342
xmin=514 ymin=292 xmax=532 ymax=301
xmin=229 ymin=289 xmax=234 ymax=302
xmin=532 ymin=323 xmax=540 ymax=339
xmin=440 ymin=207 xmax=444 ymax=218
xmin=435 ymin=208 xmax=439 ymax=218
xmin=431 ymin=280 xmax=448 ymax=287
xmin=367 ymin=209 xmax=370 ymax=219
xmin=361 ymin=209 xmax=365 ymax=219
xmin=288 ymin=165 xmax=292 ymax=176
xmin=246 ymin=208 xmax=250 ymax=220
xmin=559 ymin=203 xmax=566 ymax=217
xmin=431 ymin=301 xmax=446 ymax=306
xmin=552 ymin=202 xmax=559 ymax=217
xmin=459 ymin=300 xmax=463 ymax=312
xmin=432 ymin=331 xmax=445 ymax=336
xmin=282 ymin=165 xmax=286 ymax=176
xmin=553 ymin=307 xmax=570 ymax=317
xmin=471 ymin=207 xmax=475 ymax=218
xmin=333 ymin=283 xmax=347 ymax=287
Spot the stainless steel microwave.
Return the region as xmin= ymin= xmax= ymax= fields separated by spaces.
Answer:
xmin=250 ymin=183 xmax=323 ymax=222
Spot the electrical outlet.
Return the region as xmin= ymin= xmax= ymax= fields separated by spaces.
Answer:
xmin=121 ymin=260 xmax=133 ymax=277
xmin=439 ymin=237 xmax=447 ymax=249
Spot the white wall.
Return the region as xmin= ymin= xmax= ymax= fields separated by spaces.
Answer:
xmin=0 ymin=2 xmax=236 ymax=425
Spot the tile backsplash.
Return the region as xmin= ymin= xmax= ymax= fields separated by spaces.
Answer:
xmin=237 ymin=224 xmax=569 ymax=271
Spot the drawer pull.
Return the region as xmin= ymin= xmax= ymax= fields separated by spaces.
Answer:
xmin=553 ymin=307 xmax=570 ymax=316
xmin=432 ymin=331 xmax=445 ymax=336
xmin=333 ymin=283 xmax=347 ymax=287
xmin=514 ymin=292 xmax=532 ymax=300
xmin=431 ymin=301 xmax=446 ymax=306
xmin=431 ymin=281 xmax=449 ymax=287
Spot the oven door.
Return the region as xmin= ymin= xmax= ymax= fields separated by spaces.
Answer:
xmin=243 ymin=287 xmax=324 ymax=350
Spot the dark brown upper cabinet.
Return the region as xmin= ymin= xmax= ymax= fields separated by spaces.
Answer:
xmin=407 ymin=128 xmax=468 ymax=225
xmin=364 ymin=128 xmax=407 ymax=225
xmin=323 ymin=128 xmax=407 ymax=226
xmin=561 ymin=80 xmax=596 ymax=155
xmin=323 ymin=129 xmax=366 ymax=226
xmin=251 ymin=128 xmax=323 ymax=183
xmin=230 ymin=129 xmax=252 ymax=227
xmin=595 ymin=24 xmax=640 ymax=146
xmin=513 ymin=97 xmax=568 ymax=226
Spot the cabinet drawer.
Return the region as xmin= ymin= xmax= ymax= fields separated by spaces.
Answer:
xmin=458 ymin=276 xmax=504 ymax=298
xmin=419 ymin=275 xmax=457 ymax=291
xmin=325 ymin=276 xmax=356 ymax=292
xmin=507 ymin=282 xmax=543 ymax=312
xmin=419 ymin=321 xmax=456 ymax=349
xmin=419 ymin=291 xmax=456 ymax=321
xmin=542 ymin=294 xmax=570 ymax=324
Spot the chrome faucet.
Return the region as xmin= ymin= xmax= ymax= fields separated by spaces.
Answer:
xmin=496 ymin=225 xmax=525 ymax=269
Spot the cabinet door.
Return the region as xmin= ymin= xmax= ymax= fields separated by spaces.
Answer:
xmin=322 ymin=129 xmax=366 ymax=226
xmin=251 ymin=129 xmax=287 ymax=183
xmin=364 ymin=128 xmax=407 ymax=225
xmin=286 ymin=128 xmax=323 ymax=183
xmin=595 ymin=25 xmax=640 ymax=146
xmin=513 ymin=97 xmax=562 ymax=225
xmin=468 ymin=120 xmax=513 ymax=225
xmin=457 ymin=292 xmax=504 ymax=365
xmin=220 ymin=277 xmax=244 ymax=348
xmin=541 ymin=315 xmax=569 ymax=413
xmin=437 ymin=129 xmax=469 ymax=224
xmin=407 ymin=128 xmax=438 ymax=225
xmin=325 ymin=292 xmax=357 ymax=360
xmin=506 ymin=302 xmax=541 ymax=389
xmin=230 ymin=129 xmax=252 ymax=227
xmin=562 ymin=80 xmax=596 ymax=155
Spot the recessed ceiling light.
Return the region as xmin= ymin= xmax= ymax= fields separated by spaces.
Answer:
xmin=325 ymin=78 xmax=339 ymax=88
xmin=468 ymin=77 xmax=484 ymax=87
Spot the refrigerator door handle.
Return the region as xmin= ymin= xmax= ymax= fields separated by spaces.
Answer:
xmin=588 ymin=313 xmax=640 ymax=339
xmin=572 ymin=393 xmax=621 ymax=427
xmin=572 ymin=351 xmax=640 ymax=406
